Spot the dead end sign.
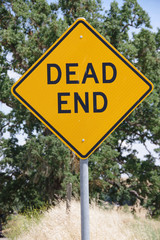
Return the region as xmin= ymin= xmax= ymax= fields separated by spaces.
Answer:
xmin=11 ymin=18 xmax=153 ymax=159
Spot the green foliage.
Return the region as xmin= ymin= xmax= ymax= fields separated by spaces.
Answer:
xmin=102 ymin=0 xmax=151 ymax=48
xmin=59 ymin=0 xmax=102 ymax=27
xmin=0 ymin=0 xmax=160 ymax=221
xmin=0 ymin=134 xmax=73 ymax=214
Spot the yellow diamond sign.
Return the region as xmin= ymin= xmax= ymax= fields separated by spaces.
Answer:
xmin=11 ymin=18 xmax=153 ymax=159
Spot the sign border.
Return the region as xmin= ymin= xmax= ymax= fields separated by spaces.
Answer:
xmin=11 ymin=18 xmax=153 ymax=159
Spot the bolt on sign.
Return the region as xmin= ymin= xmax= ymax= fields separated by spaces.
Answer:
xmin=11 ymin=18 xmax=153 ymax=159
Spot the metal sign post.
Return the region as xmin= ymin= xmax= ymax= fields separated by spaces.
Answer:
xmin=80 ymin=159 xmax=90 ymax=240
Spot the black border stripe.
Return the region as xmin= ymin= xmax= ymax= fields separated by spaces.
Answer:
xmin=13 ymin=20 xmax=153 ymax=159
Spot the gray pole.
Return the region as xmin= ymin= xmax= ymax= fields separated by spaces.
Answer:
xmin=80 ymin=158 xmax=90 ymax=240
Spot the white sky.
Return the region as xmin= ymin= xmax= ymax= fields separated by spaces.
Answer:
xmin=1 ymin=0 xmax=159 ymax=163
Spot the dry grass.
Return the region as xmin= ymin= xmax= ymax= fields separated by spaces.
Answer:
xmin=6 ymin=200 xmax=160 ymax=240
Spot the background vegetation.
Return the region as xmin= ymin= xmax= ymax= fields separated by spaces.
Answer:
xmin=5 ymin=201 xmax=160 ymax=240
xmin=0 ymin=0 xmax=160 ymax=227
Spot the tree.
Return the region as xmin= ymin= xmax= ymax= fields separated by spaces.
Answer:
xmin=0 ymin=0 xmax=160 ymax=220
xmin=0 ymin=0 xmax=70 ymax=219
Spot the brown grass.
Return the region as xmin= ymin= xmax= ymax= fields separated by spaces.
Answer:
xmin=6 ymin=200 xmax=160 ymax=240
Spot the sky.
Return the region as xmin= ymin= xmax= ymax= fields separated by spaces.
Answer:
xmin=1 ymin=0 xmax=160 ymax=163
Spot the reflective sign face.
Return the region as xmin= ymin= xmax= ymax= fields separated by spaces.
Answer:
xmin=11 ymin=18 xmax=153 ymax=159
